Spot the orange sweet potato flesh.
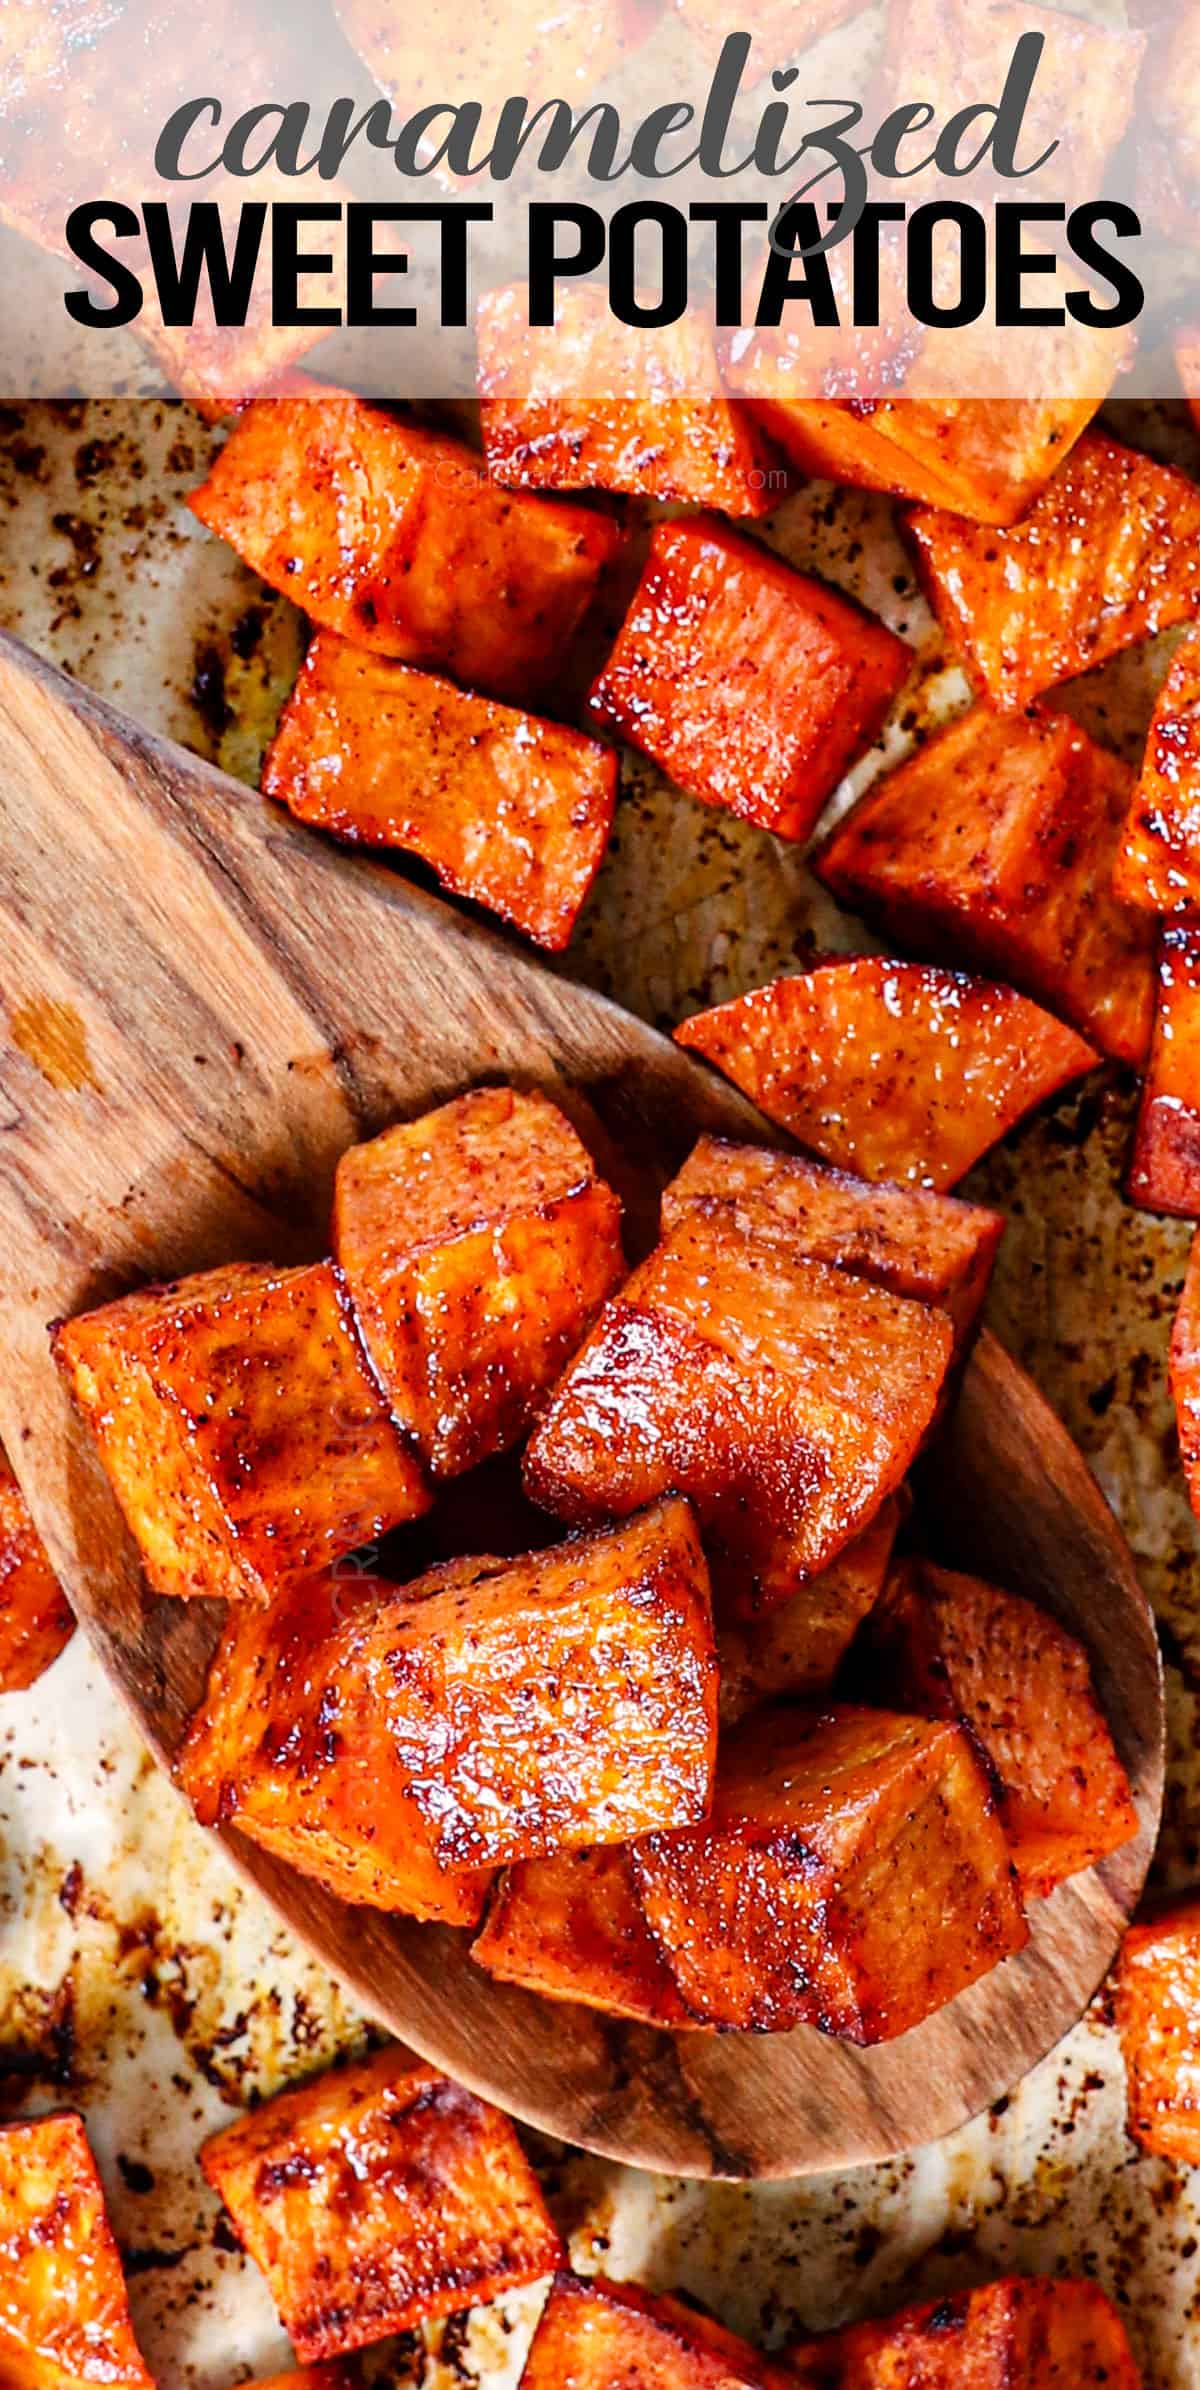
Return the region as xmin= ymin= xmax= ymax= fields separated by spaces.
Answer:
xmin=333 ymin=1087 xmax=625 ymax=1479
xmin=188 ymin=389 xmax=623 ymax=706
xmin=631 ymin=1702 xmax=1026 ymax=2037
xmin=520 ymin=2274 xmax=795 ymax=2390
xmin=524 ymin=1201 xmax=952 ymax=1608
xmin=200 ymin=2047 xmax=563 ymax=2362
xmin=588 ymin=516 xmax=910 ymax=843
xmin=1115 ymin=627 xmax=1200 ymax=915
xmin=0 ymin=2111 xmax=152 ymax=2390
xmin=0 ymin=1448 xmax=74 ymax=1690
xmin=176 ymin=1571 xmax=492 ymax=1924
xmin=717 ymin=1499 xmax=901 ymax=1724
xmin=908 ymin=433 xmax=1200 ymax=711
xmin=743 ymin=395 xmax=1106 ymax=529
xmin=816 ymin=705 xmax=1155 ymax=1068
xmin=1116 ymin=1897 xmax=1200 ymax=2164
xmin=1169 ymin=1231 xmax=1200 ymax=1519
xmin=262 ymin=632 xmax=616 ymax=952
xmin=787 ymin=2275 xmax=1143 ymax=2390
xmin=54 ymin=1260 xmax=429 ymax=1603
xmin=854 ymin=1560 xmax=1137 ymax=1897
xmin=250 ymin=2371 xmax=354 ymax=2390
xmin=1128 ymin=927 xmax=1200 ymax=1218
xmin=675 ymin=959 xmax=1098 ymax=1192
xmin=471 ymin=1846 xmax=698 ymax=2026
xmin=478 ymin=284 xmax=784 ymax=516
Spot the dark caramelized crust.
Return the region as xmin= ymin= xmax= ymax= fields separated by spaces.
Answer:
xmin=0 ymin=1448 xmax=74 ymax=1690
xmin=472 ymin=1847 xmax=698 ymax=2027
xmin=519 ymin=2273 xmax=797 ymax=2389
xmin=787 ymin=2275 xmax=1142 ymax=2389
xmin=717 ymin=1499 xmax=901 ymax=1723
xmin=1115 ymin=627 xmax=1200 ymax=915
xmin=0 ymin=2111 xmax=152 ymax=2390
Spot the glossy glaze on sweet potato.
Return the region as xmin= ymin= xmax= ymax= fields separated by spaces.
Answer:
xmin=1115 ymin=628 xmax=1200 ymax=916
xmin=200 ymin=2047 xmax=562 ymax=2361
xmin=588 ymin=517 xmax=910 ymax=843
xmin=54 ymin=1260 xmax=429 ymax=1603
xmin=717 ymin=1499 xmax=901 ymax=1724
xmin=0 ymin=2111 xmax=152 ymax=2390
xmin=1127 ymin=927 xmax=1200 ymax=1217
xmin=519 ymin=2274 xmax=795 ymax=2389
xmin=816 ymin=705 xmax=1154 ymax=1067
xmin=675 ymin=960 xmax=1098 ymax=1191
xmin=524 ymin=1201 xmax=952 ymax=1607
xmin=334 ymin=1087 xmax=625 ymax=1479
xmin=745 ymin=392 xmax=1110 ymax=528
xmin=472 ymin=1846 xmax=697 ymax=2026
xmin=1169 ymin=1232 xmax=1200 ymax=1519
xmin=176 ymin=1571 xmax=492 ymax=1923
xmin=854 ymin=1561 xmax=1137 ymax=1897
xmin=188 ymin=389 xmax=623 ymax=705
xmin=262 ymin=633 xmax=617 ymax=953
xmin=908 ymin=433 xmax=1200 ymax=710
xmin=787 ymin=2274 xmax=1143 ymax=2390
xmin=0 ymin=1446 xmax=74 ymax=1690
xmin=631 ymin=1702 xmax=1026 ymax=2037
xmin=1116 ymin=1896 xmax=1200 ymax=2164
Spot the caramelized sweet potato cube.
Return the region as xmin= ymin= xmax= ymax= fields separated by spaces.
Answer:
xmin=251 ymin=2372 xmax=354 ymax=2390
xmin=741 ymin=395 xmax=1109 ymax=530
xmin=188 ymin=389 xmax=623 ymax=705
xmin=54 ymin=1260 xmax=429 ymax=1603
xmin=1128 ymin=927 xmax=1200 ymax=1217
xmin=816 ymin=705 xmax=1154 ymax=1067
xmin=477 ymin=284 xmax=784 ymax=515
xmin=787 ymin=2275 xmax=1142 ymax=2390
xmin=854 ymin=1560 xmax=1137 ymax=1896
xmin=335 ymin=0 xmax=647 ymax=163
xmin=524 ymin=1201 xmax=952 ymax=1606
xmin=1116 ymin=1896 xmax=1200 ymax=2163
xmin=1115 ymin=627 xmax=1200 ymax=915
xmin=717 ymin=1499 xmax=901 ymax=1723
xmin=176 ymin=1571 xmax=492 ymax=1924
xmin=519 ymin=2274 xmax=794 ymax=2389
xmin=0 ymin=1447 xmax=74 ymax=1690
xmin=1178 ymin=325 xmax=1200 ymax=440
xmin=1169 ymin=1231 xmax=1200 ymax=1518
xmin=0 ymin=2111 xmax=152 ymax=2390
xmin=675 ymin=959 xmax=1098 ymax=1191
xmin=588 ymin=517 xmax=910 ymax=843
xmin=262 ymin=634 xmax=616 ymax=953
xmin=200 ymin=2046 xmax=563 ymax=2361
xmin=908 ymin=433 xmax=1200 ymax=710
xmin=631 ymin=1702 xmax=1025 ymax=2037
xmin=472 ymin=1846 xmax=697 ymax=2026
xmin=333 ymin=1087 xmax=625 ymax=1479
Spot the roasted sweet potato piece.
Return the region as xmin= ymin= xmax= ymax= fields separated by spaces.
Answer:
xmin=0 ymin=1446 xmax=74 ymax=1690
xmin=200 ymin=2046 xmax=563 ymax=2361
xmin=740 ymin=392 xmax=1111 ymax=531
xmin=1127 ymin=927 xmax=1200 ymax=1217
xmin=787 ymin=2275 xmax=1142 ymax=2390
xmin=1115 ymin=627 xmax=1200 ymax=915
xmin=908 ymin=433 xmax=1200 ymax=710
xmin=1169 ymin=1231 xmax=1200 ymax=1518
xmin=718 ymin=1499 xmax=901 ymax=1723
xmin=519 ymin=2274 xmax=795 ymax=2389
xmin=251 ymin=2371 xmax=354 ymax=2390
xmin=333 ymin=1087 xmax=625 ymax=1479
xmin=1115 ymin=1896 xmax=1200 ymax=2163
xmin=262 ymin=633 xmax=616 ymax=952
xmin=675 ymin=959 xmax=1098 ymax=1191
xmin=176 ymin=1571 xmax=493 ymax=1924
xmin=188 ymin=389 xmax=623 ymax=706
xmin=588 ymin=517 xmax=910 ymax=844
xmin=524 ymin=1201 xmax=952 ymax=1606
xmin=631 ymin=1702 xmax=1025 ymax=2037
xmin=662 ymin=1138 xmax=1003 ymax=1356
xmin=54 ymin=1260 xmax=429 ymax=1603
xmin=0 ymin=2110 xmax=152 ymax=2390
xmin=816 ymin=705 xmax=1154 ymax=1068
xmin=472 ymin=1846 xmax=697 ymax=2026
xmin=477 ymin=284 xmax=784 ymax=516
xmin=335 ymin=0 xmax=649 ymax=161
xmin=853 ymin=1560 xmax=1138 ymax=1896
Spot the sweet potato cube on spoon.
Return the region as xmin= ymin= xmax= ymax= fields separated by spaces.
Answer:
xmin=1169 ymin=1231 xmax=1200 ymax=1519
xmin=53 ymin=1260 xmax=430 ymax=1604
xmin=262 ymin=634 xmax=617 ymax=953
xmin=717 ymin=1498 xmax=902 ymax=1724
xmin=1128 ymin=926 xmax=1200 ymax=1217
xmin=1115 ymin=1896 xmax=1200 ymax=2164
xmin=852 ymin=1560 xmax=1137 ymax=1897
xmin=816 ymin=704 xmax=1155 ymax=1067
xmin=334 ymin=1086 xmax=625 ymax=1479
xmin=787 ymin=2276 xmax=1143 ymax=2390
xmin=675 ymin=959 xmax=1099 ymax=1191
xmin=519 ymin=2274 xmax=795 ymax=2389
xmin=588 ymin=517 xmax=910 ymax=844
xmin=0 ymin=1445 xmax=74 ymax=1690
xmin=908 ymin=433 xmax=1200 ymax=710
xmin=188 ymin=387 xmax=623 ymax=705
xmin=0 ymin=2111 xmax=153 ymax=2390
xmin=200 ymin=2046 xmax=563 ymax=2362
xmin=1115 ymin=626 xmax=1200 ymax=915
xmin=630 ymin=1703 xmax=1026 ymax=2038
xmin=471 ymin=1846 xmax=698 ymax=2027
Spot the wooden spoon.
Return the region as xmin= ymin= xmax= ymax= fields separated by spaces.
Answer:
xmin=0 ymin=629 xmax=1163 ymax=2181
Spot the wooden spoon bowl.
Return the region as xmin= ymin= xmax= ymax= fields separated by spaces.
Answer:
xmin=0 ymin=632 xmax=1163 ymax=2179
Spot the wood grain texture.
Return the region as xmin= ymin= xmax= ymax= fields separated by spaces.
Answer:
xmin=0 ymin=629 xmax=1164 ymax=2179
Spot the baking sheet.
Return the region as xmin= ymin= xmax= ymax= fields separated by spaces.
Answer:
xmin=2 ymin=395 xmax=1200 ymax=2388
